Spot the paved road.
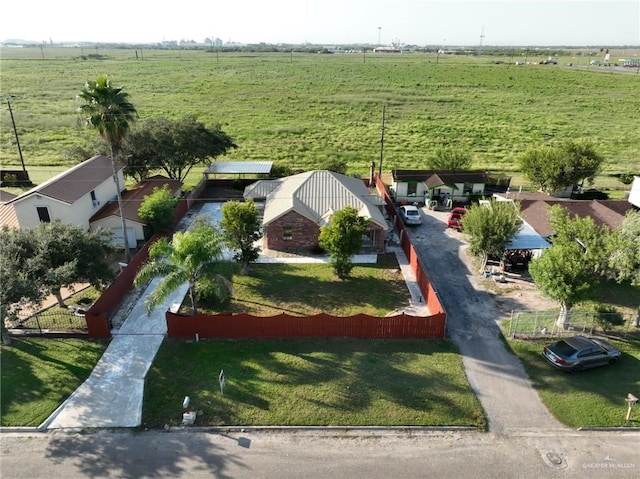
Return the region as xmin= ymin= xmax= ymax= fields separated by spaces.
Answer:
xmin=1 ymin=429 xmax=638 ymax=478
xmin=406 ymin=208 xmax=566 ymax=435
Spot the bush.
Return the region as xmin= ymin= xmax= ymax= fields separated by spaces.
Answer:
xmin=618 ymin=173 xmax=634 ymax=185
xmin=593 ymin=305 xmax=625 ymax=332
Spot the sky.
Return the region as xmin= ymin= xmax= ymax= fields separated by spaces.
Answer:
xmin=2 ymin=0 xmax=639 ymax=46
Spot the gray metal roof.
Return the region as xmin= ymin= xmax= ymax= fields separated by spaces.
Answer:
xmin=205 ymin=161 xmax=273 ymax=175
xmin=244 ymin=170 xmax=388 ymax=230
xmin=506 ymin=220 xmax=551 ymax=251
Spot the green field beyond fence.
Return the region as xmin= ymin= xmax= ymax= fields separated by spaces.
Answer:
xmin=2 ymin=47 xmax=639 ymax=180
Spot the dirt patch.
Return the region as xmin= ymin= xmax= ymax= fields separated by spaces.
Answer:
xmin=458 ymin=245 xmax=559 ymax=317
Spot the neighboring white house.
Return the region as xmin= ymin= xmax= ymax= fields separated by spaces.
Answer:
xmin=629 ymin=176 xmax=640 ymax=208
xmin=0 ymin=155 xmax=124 ymax=231
xmin=391 ymin=169 xmax=510 ymax=206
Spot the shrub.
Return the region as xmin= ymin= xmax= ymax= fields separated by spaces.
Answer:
xmin=593 ymin=305 xmax=625 ymax=332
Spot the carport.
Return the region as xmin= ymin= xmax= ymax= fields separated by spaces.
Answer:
xmin=204 ymin=161 xmax=273 ymax=179
xmin=501 ymin=220 xmax=551 ymax=271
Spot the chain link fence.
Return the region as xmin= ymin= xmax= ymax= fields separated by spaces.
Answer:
xmin=504 ymin=310 xmax=639 ymax=339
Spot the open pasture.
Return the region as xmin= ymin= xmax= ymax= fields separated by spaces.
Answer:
xmin=2 ymin=47 xmax=639 ymax=177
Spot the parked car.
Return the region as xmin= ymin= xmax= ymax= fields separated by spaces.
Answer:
xmin=399 ymin=204 xmax=422 ymax=225
xmin=447 ymin=207 xmax=466 ymax=230
xmin=542 ymin=336 xmax=621 ymax=373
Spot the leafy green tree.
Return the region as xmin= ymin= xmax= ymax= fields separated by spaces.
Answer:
xmin=529 ymin=243 xmax=594 ymax=329
xmin=427 ymin=147 xmax=473 ymax=170
xmin=318 ymin=206 xmax=369 ymax=279
xmin=0 ymin=227 xmax=42 ymax=344
xmin=122 ymin=115 xmax=237 ymax=182
xmin=462 ymin=199 xmax=522 ymax=272
xmin=77 ymin=75 xmax=138 ymax=261
xmin=519 ymin=139 xmax=603 ymax=194
xmin=269 ymin=163 xmax=293 ymax=178
xmin=137 ymin=185 xmax=180 ymax=234
xmin=134 ymin=222 xmax=232 ymax=315
xmin=528 ymin=205 xmax=609 ymax=328
xmin=220 ymin=200 xmax=263 ymax=275
xmin=607 ymin=209 xmax=640 ymax=286
xmin=32 ymin=221 xmax=117 ymax=307
xmin=547 ymin=205 xmax=610 ymax=276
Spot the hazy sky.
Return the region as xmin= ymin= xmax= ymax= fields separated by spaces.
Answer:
xmin=2 ymin=0 xmax=639 ymax=46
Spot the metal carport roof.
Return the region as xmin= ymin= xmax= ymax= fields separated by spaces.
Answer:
xmin=205 ymin=161 xmax=273 ymax=175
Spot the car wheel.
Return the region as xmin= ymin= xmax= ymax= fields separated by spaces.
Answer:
xmin=609 ymin=357 xmax=619 ymax=365
xmin=571 ymin=364 xmax=583 ymax=373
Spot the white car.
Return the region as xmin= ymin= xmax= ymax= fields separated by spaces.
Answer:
xmin=399 ymin=205 xmax=422 ymax=226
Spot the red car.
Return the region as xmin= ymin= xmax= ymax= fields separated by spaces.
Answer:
xmin=447 ymin=207 xmax=466 ymax=230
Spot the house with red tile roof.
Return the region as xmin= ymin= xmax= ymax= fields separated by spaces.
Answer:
xmin=495 ymin=191 xmax=635 ymax=239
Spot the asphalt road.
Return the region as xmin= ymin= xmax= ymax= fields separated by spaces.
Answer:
xmin=1 ymin=429 xmax=638 ymax=478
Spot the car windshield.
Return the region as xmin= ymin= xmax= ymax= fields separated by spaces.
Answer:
xmin=406 ymin=210 xmax=419 ymax=216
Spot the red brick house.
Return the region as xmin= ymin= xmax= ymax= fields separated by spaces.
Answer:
xmin=244 ymin=170 xmax=388 ymax=253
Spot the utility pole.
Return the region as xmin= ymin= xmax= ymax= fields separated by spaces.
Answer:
xmin=378 ymin=104 xmax=386 ymax=178
xmin=6 ymin=99 xmax=27 ymax=173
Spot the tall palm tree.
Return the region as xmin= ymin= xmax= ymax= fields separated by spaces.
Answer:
xmin=78 ymin=75 xmax=137 ymax=262
xmin=134 ymin=222 xmax=233 ymax=315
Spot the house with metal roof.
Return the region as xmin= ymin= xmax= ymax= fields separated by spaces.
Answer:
xmin=0 ymin=155 xmax=124 ymax=231
xmin=244 ymin=170 xmax=388 ymax=253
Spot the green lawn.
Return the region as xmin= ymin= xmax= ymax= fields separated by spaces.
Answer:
xmin=215 ymin=253 xmax=410 ymax=316
xmin=0 ymin=337 xmax=108 ymax=426
xmin=143 ymin=338 xmax=485 ymax=429
xmin=507 ymin=337 xmax=640 ymax=428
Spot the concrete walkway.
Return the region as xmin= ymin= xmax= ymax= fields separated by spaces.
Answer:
xmin=45 ymin=278 xmax=189 ymax=429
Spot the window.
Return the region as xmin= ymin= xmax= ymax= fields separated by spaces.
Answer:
xmin=36 ymin=206 xmax=51 ymax=223
xmin=90 ymin=190 xmax=100 ymax=207
xmin=407 ymin=182 xmax=418 ymax=195
xmin=283 ymin=226 xmax=293 ymax=240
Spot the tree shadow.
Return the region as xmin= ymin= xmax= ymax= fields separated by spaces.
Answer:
xmin=44 ymin=430 xmax=246 ymax=479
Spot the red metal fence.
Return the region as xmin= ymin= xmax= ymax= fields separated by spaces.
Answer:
xmin=373 ymin=174 xmax=446 ymax=318
xmin=166 ymin=311 xmax=446 ymax=339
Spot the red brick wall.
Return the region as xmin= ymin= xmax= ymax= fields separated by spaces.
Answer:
xmin=266 ymin=211 xmax=320 ymax=251
xmin=266 ymin=210 xmax=386 ymax=253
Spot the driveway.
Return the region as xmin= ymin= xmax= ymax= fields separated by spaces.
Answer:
xmin=406 ymin=207 xmax=566 ymax=435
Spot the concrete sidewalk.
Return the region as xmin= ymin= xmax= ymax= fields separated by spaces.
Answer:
xmin=45 ymin=278 xmax=189 ymax=429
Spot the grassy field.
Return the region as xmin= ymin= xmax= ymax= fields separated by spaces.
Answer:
xmin=0 ymin=337 xmax=108 ymax=426
xmin=143 ymin=338 xmax=485 ymax=428
xmin=507 ymin=337 xmax=640 ymax=428
xmin=2 ymin=47 xmax=639 ymax=182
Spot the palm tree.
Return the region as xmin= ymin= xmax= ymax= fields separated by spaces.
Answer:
xmin=78 ymin=76 xmax=137 ymax=262
xmin=134 ymin=222 xmax=233 ymax=315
